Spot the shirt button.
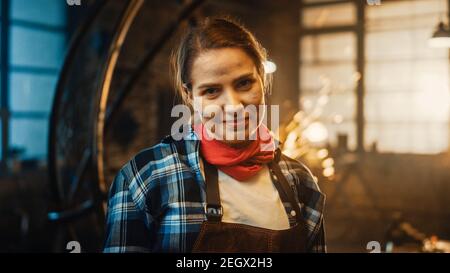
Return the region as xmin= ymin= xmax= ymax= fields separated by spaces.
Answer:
xmin=290 ymin=210 xmax=296 ymax=217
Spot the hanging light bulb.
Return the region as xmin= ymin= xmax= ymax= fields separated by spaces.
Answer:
xmin=263 ymin=60 xmax=277 ymax=74
xmin=429 ymin=22 xmax=450 ymax=48
xmin=303 ymin=121 xmax=328 ymax=143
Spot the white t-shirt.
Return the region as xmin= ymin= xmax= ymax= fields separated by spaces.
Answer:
xmin=199 ymin=158 xmax=290 ymax=230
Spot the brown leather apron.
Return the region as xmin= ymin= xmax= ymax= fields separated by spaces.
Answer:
xmin=192 ymin=156 xmax=309 ymax=253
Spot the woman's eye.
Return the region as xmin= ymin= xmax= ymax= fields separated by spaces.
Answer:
xmin=236 ymin=79 xmax=253 ymax=90
xmin=203 ymin=88 xmax=219 ymax=96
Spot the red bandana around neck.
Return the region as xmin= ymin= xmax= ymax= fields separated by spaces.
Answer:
xmin=194 ymin=123 xmax=276 ymax=181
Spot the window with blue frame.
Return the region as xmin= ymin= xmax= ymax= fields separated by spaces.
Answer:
xmin=0 ymin=0 xmax=67 ymax=165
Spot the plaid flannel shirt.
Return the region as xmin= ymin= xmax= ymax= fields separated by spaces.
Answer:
xmin=103 ymin=129 xmax=326 ymax=253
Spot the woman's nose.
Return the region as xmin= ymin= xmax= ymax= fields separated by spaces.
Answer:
xmin=223 ymin=89 xmax=242 ymax=106
xmin=222 ymin=89 xmax=245 ymax=120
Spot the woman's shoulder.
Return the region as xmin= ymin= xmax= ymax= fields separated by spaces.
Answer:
xmin=278 ymin=152 xmax=315 ymax=181
xmin=109 ymin=136 xmax=196 ymax=206
xmin=278 ymin=152 xmax=324 ymax=198
xmin=278 ymin=152 xmax=326 ymax=222
xmin=114 ymin=135 xmax=198 ymax=184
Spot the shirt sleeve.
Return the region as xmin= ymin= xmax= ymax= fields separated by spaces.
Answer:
xmin=309 ymin=217 xmax=327 ymax=253
xmin=103 ymin=167 xmax=154 ymax=253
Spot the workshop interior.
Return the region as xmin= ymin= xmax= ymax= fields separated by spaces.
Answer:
xmin=0 ymin=0 xmax=449 ymax=253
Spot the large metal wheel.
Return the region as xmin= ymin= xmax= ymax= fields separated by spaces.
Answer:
xmin=47 ymin=0 xmax=205 ymax=252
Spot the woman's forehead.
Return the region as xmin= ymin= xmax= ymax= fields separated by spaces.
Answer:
xmin=191 ymin=48 xmax=256 ymax=83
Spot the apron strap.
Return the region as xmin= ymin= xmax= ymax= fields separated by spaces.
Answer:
xmin=203 ymin=159 xmax=223 ymax=222
xmin=268 ymin=159 xmax=304 ymax=224
xmin=203 ymin=148 xmax=304 ymax=224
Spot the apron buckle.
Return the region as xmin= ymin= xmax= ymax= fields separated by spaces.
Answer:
xmin=205 ymin=205 xmax=223 ymax=221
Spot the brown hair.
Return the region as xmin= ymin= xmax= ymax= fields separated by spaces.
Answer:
xmin=170 ymin=16 xmax=272 ymax=104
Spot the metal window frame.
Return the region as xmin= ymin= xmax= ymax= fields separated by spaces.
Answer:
xmin=1 ymin=0 xmax=11 ymax=172
xmin=0 ymin=0 xmax=68 ymax=172
xmin=299 ymin=0 xmax=364 ymax=153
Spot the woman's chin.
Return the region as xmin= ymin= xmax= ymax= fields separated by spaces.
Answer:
xmin=209 ymin=123 xmax=260 ymax=144
xmin=215 ymin=128 xmax=255 ymax=148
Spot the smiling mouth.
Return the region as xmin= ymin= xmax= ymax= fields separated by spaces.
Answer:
xmin=223 ymin=117 xmax=250 ymax=127
xmin=223 ymin=117 xmax=250 ymax=124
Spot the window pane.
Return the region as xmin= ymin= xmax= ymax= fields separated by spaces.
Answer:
xmin=10 ymin=118 xmax=48 ymax=160
xmin=300 ymin=30 xmax=357 ymax=151
xmin=301 ymin=63 xmax=358 ymax=92
xmin=9 ymin=72 xmax=58 ymax=113
xmin=302 ymin=2 xmax=356 ymax=28
xmin=366 ymin=123 xmax=448 ymax=154
xmin=365 ymin=0 xmax=449 ymax=154
xmin=11 ymin=0 xmax=66 ymax=27
xmin=10 ymin=26 xmax=66 ymax=69
xmin=301 ymin=33 xmax=356 ymax=63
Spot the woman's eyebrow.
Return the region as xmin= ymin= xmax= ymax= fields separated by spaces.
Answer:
xmin=197 ymin=73 xmax=254 ymax=89
xmin=233 ymin=73 xmax=254 ymax=83
xmin=197 ymin=82 xmax=221 ymax=89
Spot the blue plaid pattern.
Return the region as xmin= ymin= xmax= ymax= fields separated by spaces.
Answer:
xmin=103 ymin=129 xmax=326 ymax=253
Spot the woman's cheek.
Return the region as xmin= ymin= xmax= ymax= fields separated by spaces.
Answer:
xmin=245 ymin=87 xmax=264 ymax=105
xmin=200 ymin=100 xmax=223 ymax=123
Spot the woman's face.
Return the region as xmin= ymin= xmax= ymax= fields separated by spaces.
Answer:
xmin=189 ymin=47 xmax=265 ymax=147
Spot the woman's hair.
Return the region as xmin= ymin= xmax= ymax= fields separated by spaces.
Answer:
xmin=170 ymin=16 xmax=272 ymax=104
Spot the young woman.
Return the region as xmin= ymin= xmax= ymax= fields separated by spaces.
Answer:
xmin=103 ymin=17 xmax=326 ymax=253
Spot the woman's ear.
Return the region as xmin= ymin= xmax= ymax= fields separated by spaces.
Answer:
xmin=182 ymin=86 xmax=194 ymax=106
xmin=188 ymin=89 xmax=193 ymax=102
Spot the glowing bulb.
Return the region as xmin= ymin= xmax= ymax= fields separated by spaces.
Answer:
xmin=316 ymin=149 xmax=328 ymax=159
xmin=333 ymin=114 xmax=344 ymax=124
xmin=321 ymin=158 xmax=334 ymax=168
xmin=429 ymin=22 xmax=450 ymax=48
xmin=263 ymin=61 xmax=277 ymax=74
xmin=318 ymin=95 xmax=329 ymax=106
xmin=428 ymin=37 xmax=450 ymax=48
xmin=302 ymin=99 xmax=313 ymax=110
xmin=284 ymin=131 xmax=298 ymax=149
xmin=303 ymin=122 xmax=328 ymax=143
xmin=294 ymin=111 xmax=304 ymax=122
xmin=323 ymin=167 xmax=335 ymax=177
